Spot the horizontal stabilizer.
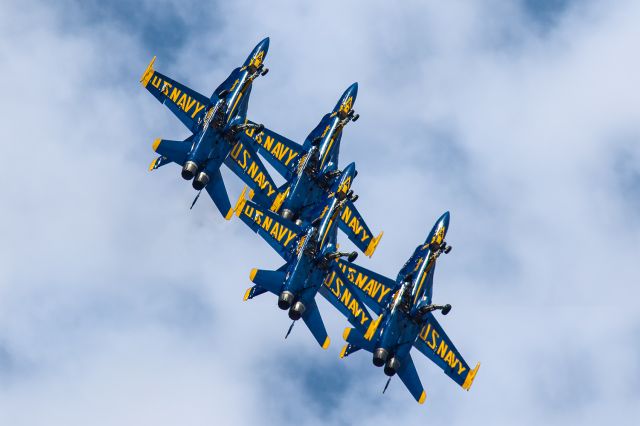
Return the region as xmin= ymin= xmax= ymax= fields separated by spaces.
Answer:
xmin=397 ymin=353 xmax=427 ymax=404
xmin=301 ymin=298 xmax=330 ymax=349
xmin=341 ymin=327 xmax=375 ymax=352
xmin=151 ymin=137 xmax=192 ymax=167
xmin=205 ymin=169 xmax=233 ymax=219
xmin=249 ymin=268 xmax=285 ymax=296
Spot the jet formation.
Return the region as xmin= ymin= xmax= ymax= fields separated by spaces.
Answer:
xmin=140 ymin=37 xmax=479 ymax=404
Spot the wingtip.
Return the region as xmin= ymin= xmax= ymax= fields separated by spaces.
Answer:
xmin=152 ymin=138 xmax=161 ymax=152
xmin=140 ymin=56 xmax=156 ymax=86
xmin=148 ymin=157 xmax=158 ymax=172
xmin=224 ymin=207 xmax=234 ymax=221
xmin=233 ymin=187 xmax=249 ymax=217
xmin=249 ymin=268 xmax=258 ymax=282
xmin=462 ymin=362 xmax=481 ymax=391
xmin=339 ymin=344 xmax=348 ymax=359
xmin=242 ymin=287 xmax=252 ymax=301
xmin=418 ymin=390 xmax=427 ymax=404
xmin=322 ymin=336 xmax=331 ymax=350
xmin=365 ymin=231 xmax=383 ymax=257
xmin=342 ymin=327 xmax=351 ymax=341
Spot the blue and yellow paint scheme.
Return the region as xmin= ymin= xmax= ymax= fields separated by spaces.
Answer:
xmin=234 ymin=162 xmax=372 ymax=349
xmin=141 ymin=38 xmax=280 ymax=218
xmin=240 ymin=83 xmax=382 ymax=256
xmin=337 ymin=212 xmax=480 ymax=404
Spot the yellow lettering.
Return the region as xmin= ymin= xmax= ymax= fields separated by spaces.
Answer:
xmin=428 ymin=329 xmax=439 ymax=350
xmin=184 ymin=97 xmax=196 ymax=113
xmin=283 ymin=230 xmax=297 ymax=247
xmin=437 ymin=341 xmax=449 ymax=359
xmin=262 ymin=215 xmax=272 ymax=232
xmin=444 ymin=350 xmax=455 ymax=367
xmin=377 ymin=285 xmax=392 ymax=303
xmin=340 ymin=287 xmax=352 ymax=305
xmin=191 ymin=102 xmax=205 ymax=119
xmin=169 ymin=87 xmax=181 ymax=102
xmin=230 ymin=143 xmax=242 ymax=160
xmin=263 ymin=135 xmax=275 ymax=151
xmin=177 ymin=93 xmax=188 ymax=109
xmin=254 ymin=210 xmax=264 ymax=226
xmin=457 ymin=363 xmax=467 ymax=376
xmin=284 ymin=149 xmax=298 ymax=166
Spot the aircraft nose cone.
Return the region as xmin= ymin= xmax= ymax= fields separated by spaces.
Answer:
xmin=257 ymin=37 xmax=270 ymax=54
xmin=439 ymin=211 xmax=450 ymax=228
xmin=342 ymin=162 xmax=357 ymax=178
xmin=344 ymin=82 xmax=358 ymax=102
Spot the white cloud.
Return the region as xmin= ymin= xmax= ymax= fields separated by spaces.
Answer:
xmin=1 ymin=0 xmax=639 ymax=424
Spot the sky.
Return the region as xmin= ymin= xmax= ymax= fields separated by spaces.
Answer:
xmin=0 ymin=0 xmax=639 ymax=424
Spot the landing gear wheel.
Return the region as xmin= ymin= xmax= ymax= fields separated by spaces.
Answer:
xmin=442 ymin=304 xmax=451 ymax=315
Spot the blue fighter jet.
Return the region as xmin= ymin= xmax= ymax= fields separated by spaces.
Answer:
xmin=240 ymin=83 xmax=383 ymax=257
xmin=232 ymin=163 xmax=375 ymax=348
xmin=337 ymin=212 xmax=480 ymax=403
xmin=140 ymin=38 xmax=281 ymax=218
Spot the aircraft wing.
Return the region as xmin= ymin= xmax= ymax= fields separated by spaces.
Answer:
xmin=140 ymin=57 xmax=210 ymax=132
xmin=233 ymin=187 xmax=303 ymax=260
xmin=413 ymin=312 xmax=480 ymax=391
xmin=333 ymin=259 xmax=398 ymax=315
xmin=240 ymin=123 xmax=306 ymax=179
xmin=319 ymin=265 xmax=374 ymax=333
xmin=224 ymin=139 xmax=280 ymax=207
xmin=338 ymin=200 xmax=383 ymax=257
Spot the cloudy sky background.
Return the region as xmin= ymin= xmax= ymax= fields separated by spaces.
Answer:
xmin=1 ymin=0 xmax=639 ymax=424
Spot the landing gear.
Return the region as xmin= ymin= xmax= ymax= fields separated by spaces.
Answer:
xmin=347 ymin=251 xmax=358 ymax=262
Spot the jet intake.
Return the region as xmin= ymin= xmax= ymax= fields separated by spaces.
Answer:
xmin=181 ymin=161 xmax=198 ymax=180
xmin=278 ymin=291 xmax=295 ymax=310
xmin=384 ymin=357 xmax=400 ymax=377
xmin=192 ymin=171 xmax=210 ymax=190
xmin=373 ymin=347 xmax=389 ymax=367
xmin=289 ymin=301 xmax=306 ymax=320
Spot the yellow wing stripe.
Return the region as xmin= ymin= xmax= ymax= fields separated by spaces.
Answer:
xmin=140 ymin=56 xmax=156 ymax=87
xmin=339 ymin=344 xmax=349 ymax=359
xmin=342 ymin=327 xmax=351 ymax=341
xmin=364 ymin=314 xmax=382 ymax=341
xmin=148 ymin=157 xmax=158 ymax=171
xmin=364 ymin=231 xmax=383 ymax=257
xmin=242 ymin=287 xmax=252 ymax=301
xmin=418 ymin=391 xmax=427 ymax=404
xmin=270 ymin=187 xmax=289 ymax=212
xmin=462 ymin=362 xmax=481 ymax=391
xmin=152 ymin=138 xmax=161 ymax=152
xmin=224 ymin=207 xmax=234 ymax=221
xmin=322 ymin=336 xmax=331 ymax=350
xmin=233 ymin=186 xmax=249 ymax=217
xmin=249 ymin=268 xmax=258 ymax=282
